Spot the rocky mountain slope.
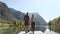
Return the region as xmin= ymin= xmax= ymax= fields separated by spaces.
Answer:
xmin=0 ymin=2 xmax=25 ymax=23
xmin=0 ymin=2 xmax=47 ymax=26
xmin=29 ymin=13 xmax=47 ymax=27
xmin=0 ymin=2 xmax=16 ymax=22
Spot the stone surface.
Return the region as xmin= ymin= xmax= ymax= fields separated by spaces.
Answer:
xmin=18 ymin=31 xmax=44 ymax=34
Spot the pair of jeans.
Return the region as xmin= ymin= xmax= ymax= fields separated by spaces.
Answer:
xmin=31 ymin=22 xmax=35 ymax=31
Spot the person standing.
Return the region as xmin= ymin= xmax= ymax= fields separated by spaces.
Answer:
xmin=31 ymin=14 xmax=35 ymax=34
xmin=24 ymin=12 xmax=30 ymax=34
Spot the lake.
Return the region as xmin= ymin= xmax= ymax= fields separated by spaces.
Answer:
xmin=0 ymin=26 xmax=60 ymax=34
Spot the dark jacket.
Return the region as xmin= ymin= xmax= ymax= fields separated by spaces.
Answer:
xmin=24 ymin=15 xmax=30 ymax=26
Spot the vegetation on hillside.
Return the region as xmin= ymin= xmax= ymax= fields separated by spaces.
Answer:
xmin=48 ymin=16 xmax=60 ymax=26
xmin=0 ymin=19 xmax=30 ymax=31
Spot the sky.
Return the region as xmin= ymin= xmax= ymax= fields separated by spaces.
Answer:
xmin=0 ymin=0 xmax=60 ymax=22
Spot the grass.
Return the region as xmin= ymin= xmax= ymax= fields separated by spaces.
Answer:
xmin=0 ymin=23 xmax=9 ymax=27
xmin=0 ymin=20 xmax=31 ymax=31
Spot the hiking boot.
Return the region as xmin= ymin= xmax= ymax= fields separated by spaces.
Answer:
xmin=25 ymin=31 xmax=28 ymax=34
xmin=28 ymin=30 xmax=30 ymax=32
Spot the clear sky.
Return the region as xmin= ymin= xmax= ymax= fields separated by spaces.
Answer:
xmin=0 ymin=0 xmax=60 ymax=22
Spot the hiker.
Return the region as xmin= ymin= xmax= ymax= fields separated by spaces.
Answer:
xmin=24 ymin=12 xmax=30 ymax=34
xmin=31 ymin=14 xmax=35 ymax=34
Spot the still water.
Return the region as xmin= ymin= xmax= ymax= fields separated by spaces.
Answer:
xmin=0 ymin=26 xmax=59 ymax=34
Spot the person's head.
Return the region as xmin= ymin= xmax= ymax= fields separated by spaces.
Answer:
xmin=32 ymin=14 xmax=34 ymax=17
xmin=26 ymin=12 xmax=29 ymax=15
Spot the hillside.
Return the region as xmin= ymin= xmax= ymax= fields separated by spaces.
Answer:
xmin=0 ymin=2 xmax=47 ymax=26
xmin=48 ymin=16 xmax=60 ymax=26
xmin=0 ymin=2 xmax=47 ymax=31
xmin=9 ymin=8 xmax=25 ymax=20
xmin=0 ymin=2 xmax=16 ymax=23
xmin=0 ymin=2 xmax=25 ymax=23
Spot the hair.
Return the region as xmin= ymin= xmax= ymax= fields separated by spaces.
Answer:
xmin=32 ymin=14 xmax=34 ymax=17
xmin=26 ymin=12 xmax=28 ymax=14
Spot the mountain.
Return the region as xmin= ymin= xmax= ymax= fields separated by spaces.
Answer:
xmin=0 ymin=2 xmax=47 ymax=26
xmin=29 ymin=13 xmax=47 ymax=27
xmin=0 ymin=2 xmax=16 ymax=22
xmin=0 ymin=2 xmax=25 ymax=23
xmin=9 ymin=8 xmax=25 ymax=20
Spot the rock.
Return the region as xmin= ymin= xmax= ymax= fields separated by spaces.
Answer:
xmin=18 ymin=31 xmax=44 ymax=34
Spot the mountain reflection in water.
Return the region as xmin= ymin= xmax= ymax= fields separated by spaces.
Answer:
xmin=0 ymin=27 xmax=21 ymax=34
xmin=0 ymin=26 xmax=60 ymax=34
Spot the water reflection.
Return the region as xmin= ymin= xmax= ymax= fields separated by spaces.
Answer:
xmin=35 ymin=26 xmax=46 ymax=32
xmin=0 ymin=26 xmax=60 ymax=34
xmin=44 ymin=28 xmax=58 ymax=34
xmin=0 ymin=26 xmax=46 ymax=34
xmin=0 ymin=27 xmax=21 ymax=34
xmin=49 ymin=26 xmax=60 ymax=34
